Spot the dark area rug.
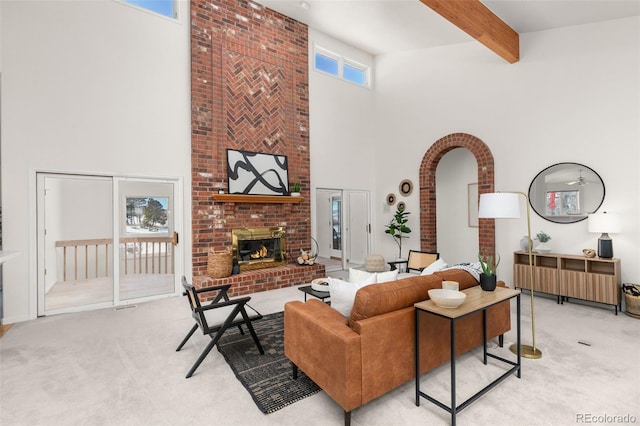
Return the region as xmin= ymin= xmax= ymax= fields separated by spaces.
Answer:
xmin=216 ymin=311 xmax=321 ymax=413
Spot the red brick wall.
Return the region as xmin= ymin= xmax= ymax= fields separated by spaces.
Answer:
xmin=419 ymin=133 xmax=496 ymax=258
xmin=191 ymin=0 xmax=323 ymax=295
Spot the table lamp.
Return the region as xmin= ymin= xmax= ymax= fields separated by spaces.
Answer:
xmin=588 ymin=212 xmax=620 ymax=258
xmin=478 ymin=191 xmax=542 ymax=359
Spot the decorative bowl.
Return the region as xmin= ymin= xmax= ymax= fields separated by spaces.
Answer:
xmin=311 ymin=278 xmax=330 ymax=293
xmin=428 ymin=289 xmax=466 ymax=309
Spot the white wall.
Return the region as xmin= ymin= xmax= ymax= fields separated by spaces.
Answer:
xmin=0 ymin=0 xmax=192 ymax=322
xmin=374 ymin=17 xmax=640 ymax=285
xmin=308 ymin=29 xmax=377 ymax=247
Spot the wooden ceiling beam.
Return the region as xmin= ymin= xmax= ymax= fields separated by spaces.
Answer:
xmin=419 ymin=0 xmax=519 ymax=63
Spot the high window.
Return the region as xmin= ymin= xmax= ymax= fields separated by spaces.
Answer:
xmin=314 ymin=46 xmax=369 ymax=88
xmin=121 ymin=0 xmax=177 ymax=19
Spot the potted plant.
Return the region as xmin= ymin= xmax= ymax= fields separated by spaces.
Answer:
xmin=478 ymin=252 xmax=500 ymax=291
xmin=290 ymin=182 xmax=301 ymax=196
xmin=385 ymin=204 xmax=411 ymax=259
xmin=535 ymin=231 xmax=552 ymax=254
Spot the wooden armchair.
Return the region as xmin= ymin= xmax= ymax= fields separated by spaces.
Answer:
xmin=176 ymin=276 xmax=264 ymax=378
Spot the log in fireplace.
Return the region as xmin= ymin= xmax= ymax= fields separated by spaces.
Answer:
xmin=231 ymin=227 xmax=286 ymax=272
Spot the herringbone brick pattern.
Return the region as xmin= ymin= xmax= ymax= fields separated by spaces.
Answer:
xmin=223 ymin=50 xmax=287 ymax=150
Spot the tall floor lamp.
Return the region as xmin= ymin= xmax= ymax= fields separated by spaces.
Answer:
xmin=478 ymin=192 xmax=542 ymax=359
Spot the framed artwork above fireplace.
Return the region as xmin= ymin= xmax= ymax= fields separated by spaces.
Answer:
xmin=227 ymin=149 xmax=289 ymax=196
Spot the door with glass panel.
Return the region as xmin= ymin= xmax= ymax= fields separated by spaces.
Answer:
xmin=117 ymin=179 xmax=177 ymax=301
xmin=37 ymin=174 xmax=180 ymax=316
xmin=38 ymin=174 xmax=115 ymax=314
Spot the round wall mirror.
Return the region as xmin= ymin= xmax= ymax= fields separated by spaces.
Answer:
xmin=528 ymin=162 xmax=605 ymax=224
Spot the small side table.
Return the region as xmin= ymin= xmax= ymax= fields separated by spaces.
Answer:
xmin=298 ymin=285 xmax=330 ymax=303
xmin=387 ymin=259 xmax=408 ymax=273
xmin=415 ymin=286 xmax=521 ymax=425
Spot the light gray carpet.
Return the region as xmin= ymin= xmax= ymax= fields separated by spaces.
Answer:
xmin=1 ymin=284 xmax=639 ymax=426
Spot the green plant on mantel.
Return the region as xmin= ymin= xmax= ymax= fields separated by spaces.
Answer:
xmin=291 ymin=182 xmax=301 ymax=193
xmin=478 ymin=252 xmax=501 ymax=276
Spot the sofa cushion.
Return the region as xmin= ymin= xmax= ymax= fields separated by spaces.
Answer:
xmin=349 ymin=268 xmax=375 ymax=283
xmin=420 ymin=258 xmax=448 ymax=275
xmin=376 ymin=269 xmax=399 ymax=283
xmin=329 ymin=275 xmax=377 ymax=317
xmin=349 ymin=274 xmax=444 ymax=327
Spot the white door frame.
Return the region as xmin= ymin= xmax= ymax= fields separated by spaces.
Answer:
xmin=35 ymin=171 xmax=183 ymax=316
xmin=315 ymin=187 xmax=371 ymax=270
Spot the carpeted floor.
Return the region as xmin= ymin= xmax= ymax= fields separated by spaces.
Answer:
xmin=216 ymin=311 xmax=320 ymax=413
xmin=0 ymin=283 xmax=639 ymax=425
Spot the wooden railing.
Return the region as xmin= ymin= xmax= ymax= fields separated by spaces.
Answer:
xmin=55 ymin=237 xmax=174 ymax=281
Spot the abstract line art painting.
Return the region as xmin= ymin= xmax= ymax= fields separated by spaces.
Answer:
xmin=227 ymin=149 xmax=289 ymax=196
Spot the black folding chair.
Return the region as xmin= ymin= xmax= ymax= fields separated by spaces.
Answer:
xmin=176 ymin=276 xmax=264 ymax=378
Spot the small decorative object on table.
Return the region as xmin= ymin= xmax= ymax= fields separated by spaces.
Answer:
xmin=535 ymin=231 xmax=552 ymax=254
xmin=311 ymin=278 xmax=329 ymax=293
xmin=520 ymin=235 xmax=533 ymax=252
xmin=582 ymin=248 xmax=596 ymax=258
xmin=478 ymin=252 xmax=500 ymax=291
xmin=428 ymin=289 xmax=466 ymax=309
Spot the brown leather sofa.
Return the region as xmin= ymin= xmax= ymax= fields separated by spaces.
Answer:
xmin=284 ymin=269 xmax=511 ymax=425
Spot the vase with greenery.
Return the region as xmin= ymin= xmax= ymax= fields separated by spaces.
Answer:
xmin=478 ymin=252 xmax=500 ymax=291
xmin=535 ymin=231 xmax=551 ymax=253
xmin=385 ymin=204 xmax=411 ymax=259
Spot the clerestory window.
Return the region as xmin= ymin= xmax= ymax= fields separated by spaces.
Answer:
xmin=119 ymin=0 xmax=177 ymax=19
xmin=314 ymin=46 xmax=370 ymax=88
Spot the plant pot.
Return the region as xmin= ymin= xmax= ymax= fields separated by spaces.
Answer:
xmin=535 ymin=242 xmax=551 ymax=254
xmin=480 ymin=273 xmax=497 ymax=291
xmin=290 ymin=192 xmax=301 ymax=197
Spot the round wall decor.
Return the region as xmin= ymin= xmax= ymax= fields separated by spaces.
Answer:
xmin=397 ymin=201 xmax=406 ymax=212
xmin=386 ymin=193 xmax=396 ymax=206
xmin=399 ymin=179 xmax=413 ymax=196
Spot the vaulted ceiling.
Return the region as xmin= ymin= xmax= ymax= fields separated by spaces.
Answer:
xmin=256 ymin=0 xmax=640 ymax=59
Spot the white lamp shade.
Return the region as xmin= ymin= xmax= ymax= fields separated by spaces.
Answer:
xmin=588 ymin=212 xmax=621 ymax=234
xmin=478 ymin=193 xmax=521 ymax=219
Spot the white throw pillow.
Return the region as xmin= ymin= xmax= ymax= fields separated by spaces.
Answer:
xmin=420 ymin=258 xmax=448 ymax=276
xmin=328 ymin=275 xmax=377 ymax=317
xmin=376 ymin=269 xmax=399 ymax=283
xmin=349 ymin=268 xmax=375 ymax=283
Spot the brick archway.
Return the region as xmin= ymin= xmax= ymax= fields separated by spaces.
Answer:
xmin=419 ymin=133 xmax=495 ymax=257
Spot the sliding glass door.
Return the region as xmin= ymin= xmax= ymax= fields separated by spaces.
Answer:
xmin=37 ymin=173 xmax=180 ymax=316
xmin=117 ymin=179 xmax=176 ymax=301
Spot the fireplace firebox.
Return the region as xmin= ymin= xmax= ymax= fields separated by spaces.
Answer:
xmin=231 ymin=227 xmax=286 ymax=271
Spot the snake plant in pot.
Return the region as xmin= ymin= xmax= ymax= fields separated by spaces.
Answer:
xmin=478 ymin=252 xmax=501 ymax=291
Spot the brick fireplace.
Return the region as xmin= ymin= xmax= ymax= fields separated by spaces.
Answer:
xmin=190 ymin=0 xmax=325 ymax=296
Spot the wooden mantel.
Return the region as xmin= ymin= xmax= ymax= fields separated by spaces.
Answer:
xmin=419 ymin=0 xmax=519 ymax=63
xmin=212 ymin=194 xmax=303 ymax=204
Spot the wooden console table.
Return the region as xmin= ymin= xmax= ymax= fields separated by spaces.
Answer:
xmin=513 ymin=251 xmax=621 ymax=314
xmin=415 ymin=287 xmax=521 ymax=425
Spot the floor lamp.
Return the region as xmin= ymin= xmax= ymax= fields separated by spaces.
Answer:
xmin=478 ymin=192 xmax=542 ymax=359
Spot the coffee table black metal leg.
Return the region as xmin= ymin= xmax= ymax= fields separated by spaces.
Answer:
xmin=451 ymin=318 xmax=456 ymax=426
